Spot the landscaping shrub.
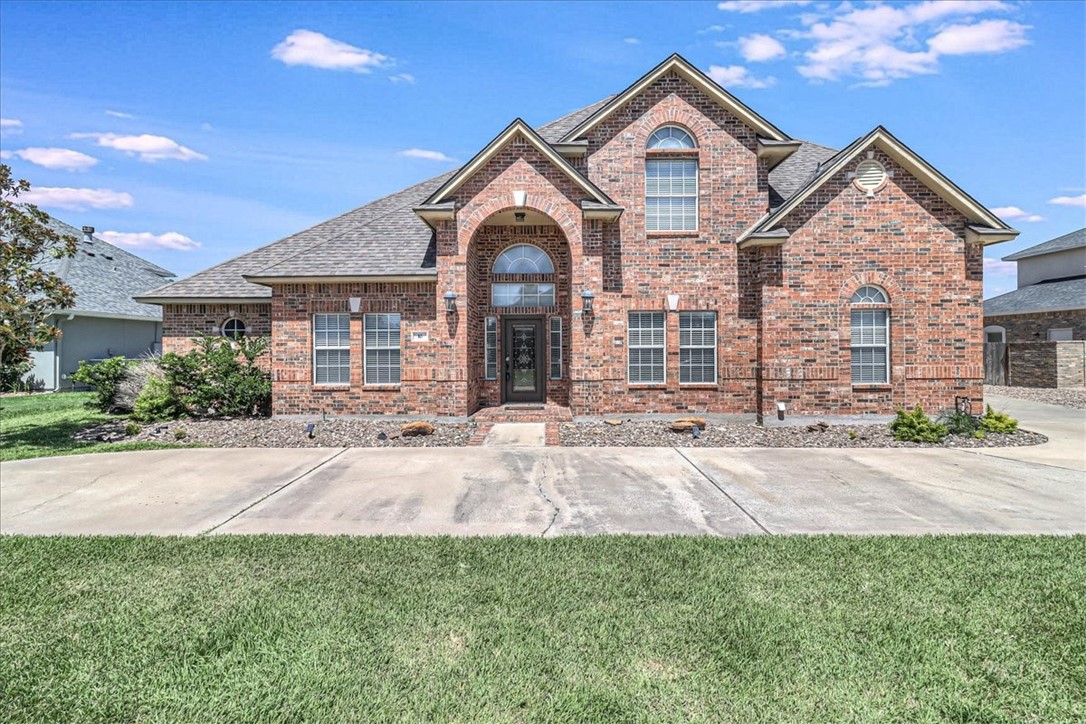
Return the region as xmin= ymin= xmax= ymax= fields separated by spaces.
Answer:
xmin=980 ymin=404 xmax=1019 ymax=434
xmin=0 ymin=352 xmax=32 ymax=392
xmin=890 ymin=406 xmax=948 ymax=443
xmin=133 ymin=335 xmax=270 ymax=421
xmin=937 ymin=408 xmax=981 ymax=437
xmin=71 ymin=357 xmax=130 ymax=411
xmin=112 ymin=359 xmax=158 ymax=412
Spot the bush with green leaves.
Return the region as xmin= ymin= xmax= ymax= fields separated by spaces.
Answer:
xmin=980 ymin=404 xmax=1019 ymax=435
xmin=0 ymin=350 xmax=32 ymax=392
xmin=937 ymin=408 xmax=981 ymax=437
xmin=133 ymin=335 xmax=270 ymax=421
xmin=890 ymin=405 xmax=948 ymax=443
xmin=71 ymin=356 xmax=131 ymax=411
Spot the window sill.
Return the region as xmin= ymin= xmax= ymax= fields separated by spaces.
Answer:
xmin=679 ymin=383 xmax=719 ymax=388
xmin=628 ymin=383 xmax=667 ymax=389
xmin=852 ymin=384 xmax=892 ymax=390
xmin=363 ymin=384 xmax=402 ymax=391
xmin=646 ymin=231 xmax=700 ymax=238
xmin=313 ymin=384 xmax=351 ymax=390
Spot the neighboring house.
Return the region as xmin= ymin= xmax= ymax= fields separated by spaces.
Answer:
xmin=137 ymin=54 xmax=1018 ymax=419
xmin=28 ymin=219 xmax=175 ymax=391
xmin=984 ymin=228 xmax=1086 ymax=343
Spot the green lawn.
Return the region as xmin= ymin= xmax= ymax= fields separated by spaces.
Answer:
xmin=1 ymin=536 xmax=1082 ymax=722
xmin=0 ymin=392 xmax=178 ymax=462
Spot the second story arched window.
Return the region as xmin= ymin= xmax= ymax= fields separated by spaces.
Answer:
xmin=492 ymin=244 xmax=555 ymax=308
xmin=850 ymin=285 xmax=890 ymax=385
xmin=646 ymin=125 xmax=697 ymax=232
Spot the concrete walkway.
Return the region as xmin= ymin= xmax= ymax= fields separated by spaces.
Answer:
xmin=2 ymin=443 xmax=1082 ymax=536
xmin=979 ymin=394 xmax=1086 ymax=471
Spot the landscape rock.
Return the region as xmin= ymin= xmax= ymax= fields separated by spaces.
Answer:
xmin=401 ymin=421 xmax=435 ymax=437
xmin=604 ymin=419 xmax=623 ymax=426
xmin=675 ymin=417 xmax=708 ymax=429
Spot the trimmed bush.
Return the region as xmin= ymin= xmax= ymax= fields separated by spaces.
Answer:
xmin=980 ymin=404 xmax=1019 ymax=435
xmin=71 ymin=357 xmax=130 ymax=411
xmin=937 ymin=408 xmax=980 ymax=437
xmin=890 ymin=406 xmax=948 ymax=443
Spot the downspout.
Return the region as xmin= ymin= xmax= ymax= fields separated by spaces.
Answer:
xmin=54 ymin=316 xmax=62 ymax=392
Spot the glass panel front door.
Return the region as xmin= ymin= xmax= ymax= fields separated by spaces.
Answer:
xmin=502 ymin=317 xmax=545 ymax=402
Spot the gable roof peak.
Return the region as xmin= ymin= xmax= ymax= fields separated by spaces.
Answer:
xmin=558 ymin=53 xmax=790 ymax=144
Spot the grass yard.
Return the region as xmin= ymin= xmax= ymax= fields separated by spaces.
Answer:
xmin=1 ymin=536 xmax=1082 ymax=722
xmin=0 ymin=392 xmax=178 ymax=462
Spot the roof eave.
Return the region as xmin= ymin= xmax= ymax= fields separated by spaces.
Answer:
xmin=966 ymin=226 xmax=1020 ymax=245
xmin=243 ymin=274 xmax=438 ymax=287
xmin=757 ymin=138 xmax=803 ymax=170
xmin=737 ymin=228 xmax=790 ymax=249
xmin=134 ymin=295 xmax=272 ymax=305
xmin=559 ymin=53 xmax=790 ymax=144
xmin=552 ymin=141 xmax=588 ymax=157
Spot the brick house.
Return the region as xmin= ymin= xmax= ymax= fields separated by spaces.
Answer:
xmin=137 ymin=55 xmax=1019 ymax=420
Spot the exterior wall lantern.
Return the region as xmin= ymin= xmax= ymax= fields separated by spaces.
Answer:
xmin=581 ymin=290 xmax=595 ymax=313
xmin=513 ymin=190 xmax=527 ymax=208
xmin=348 ymin=297 xmax=362 ymax=313
xmin=443 ymin=291 xmax=459 ymax=313
xmin=666 ymin=293 xmax=680 ymax=312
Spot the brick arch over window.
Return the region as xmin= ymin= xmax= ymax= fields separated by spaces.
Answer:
xmin=459 ymin=200 xmax=583 ymax=258
xmin=838 ymin=271 xmax=905 ymax=304
xmin=631 ymin=106 xmax=714 ymax=150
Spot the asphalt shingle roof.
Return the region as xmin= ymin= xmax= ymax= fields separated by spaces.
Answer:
xmin=984 ymin=276 xmax=1086 ymax=316
xmin=36 ymin=218 xmax=175 ymax=320
xmin=142 ymin=96 xmax=834 ymax=300
xmin=1002 ymin=228 xmax=1086 ymax=261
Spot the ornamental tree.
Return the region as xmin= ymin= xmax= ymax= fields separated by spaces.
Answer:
xmin=0 ymin=163 xmax=78 ymax=382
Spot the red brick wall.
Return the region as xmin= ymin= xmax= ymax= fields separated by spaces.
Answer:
xmin=162 ymin=303 xmax=272 ymax=368
xmin=757 ymin=147 xmax=984 ymax=416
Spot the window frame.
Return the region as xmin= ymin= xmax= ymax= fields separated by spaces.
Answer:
xmin=484 ymin=316 xmax=498 ymax=380
xmin=1047 ymin=327 xmax=1073 ymax=342
xmin=490 ymin=282 xmax=556 ymax=309
xmin=679 ymin=311 xmax=717 ymax=385
xmin=983 ymin=325 xmax=1007 ymax=343
xmin=549 ymin=316 xmax=562 ymax=380
xmin=627 ymin=311 xmax=666 ymax=385
xmin=849 ymin=285 xmax=891 ymax=386
xmin=493 ymin=244 xmax=555 ymax=275
xmin=363 ymin=312 xmax=402 ymax=386
xmin=221 ymin=317 xmax=247 ymax=340
xmin=645 ymin=157 xmax=699 ymax=233
xmin=312 ymin=313 xmax=351 ymax=386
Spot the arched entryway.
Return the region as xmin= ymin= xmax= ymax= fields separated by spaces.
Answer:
xmin=466 ymin=209 xmax=572 ymax=412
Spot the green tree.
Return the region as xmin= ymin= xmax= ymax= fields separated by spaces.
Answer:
xmin=0 ymin=164 xmax=78 ymax=384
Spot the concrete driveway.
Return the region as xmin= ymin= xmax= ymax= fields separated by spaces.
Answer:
xmin=3 ymin=436 xmax=1082 ymax=536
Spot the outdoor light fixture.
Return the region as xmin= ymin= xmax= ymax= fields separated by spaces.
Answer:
xmin=444 ymin=291 xmax=458 ymax=312
xmin=667 ymin=293 xmax=680 ymax=312
xmin=513 ymin=190 xmax=527 ymax=208
xmin=348 ymin=297 xmax=362 ymax=313
xmin=776 ymin=400 xmax=789 ymax=421
xmin=581 ymin=290 xmax=595 ymax=313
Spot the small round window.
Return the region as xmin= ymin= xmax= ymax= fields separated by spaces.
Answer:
xmin=222 ymin=318 xmax=247 ymax=340
xmin=854 ymin=160 xmax=887 ymax=192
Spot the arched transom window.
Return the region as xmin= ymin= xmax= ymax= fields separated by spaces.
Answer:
xmin=646 ymin=126 xmax=697 ymax=232
xmin=850 ymin=285 xmax=890 ymax=384
xmin=492 ymin=244 xmax=555 ymax=308
xmin=493 ymin=244 xmax=554 ymax=274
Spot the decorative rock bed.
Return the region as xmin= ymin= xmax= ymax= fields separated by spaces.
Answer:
xmin=124 ymin=418 xmax=475 ymax=448
xmin=986 ymin=385 xmax=1086 ymax=411
xmin=559 ymin=420 xmax=1047 ymax=448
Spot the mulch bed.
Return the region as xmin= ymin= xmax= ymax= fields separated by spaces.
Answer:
xmin=122 ymin=418 xmax=476 ymax=448
xmin=986 ymin=385 xmax=1086 ymax=410
xmin=559 ymin=420 xmax=1047 ymax=448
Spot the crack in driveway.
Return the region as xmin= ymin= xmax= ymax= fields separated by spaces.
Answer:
xmin=536 ymin=454 xmax=560 ymax=537
xmin=672 ymin=448 xmax=772 ymax=535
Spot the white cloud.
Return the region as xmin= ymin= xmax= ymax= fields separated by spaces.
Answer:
xmin=719 ymin=1 xmax=810 ymax=12
xmin=200 ymin=122 xmax=214 ymax=132
xmin=99 ymin=230 xmax=200 ymax=251
xmin=991 ymin=206 xmax=1044 ymax=223
xmin=983 ymin=256 xmax=1016 ymax=276
xmin=738 ymin=33 xmax=787 ymax=62
xmin=389 ymin=72 xmax=415 ymax=84
xmin=105 ymin=110 xmax=135 ymax=119
xmin=70 ymin=132 xmax=207 ymax=162
xmin=399 ymin=148 xmax=457 ymax=162
xmin=624 ymin=37 xmax=640 ymax=45
xmin=271 ymin=29 xmax=390 ymax=73
xmin=1048 ymin=194 xmax=1086 ymax=208
xmin=7 ymin=147 xmax=98 ymax=171
xmin=19 ymin=187 xmax=134 ymax=211
xmin=928 ymin=19 xmax=1029 ymax=55
xmin=697 ymin=24 xmax=729 ymax=34
xmin=0 ymin=151 xmax=9 ymax=159
xmin=708 ymin=64 xmax=776 ymax=89
xmin=787 ymin=1 xmax=1027 ymax=86
xmin=0 ymin=118 xmax=23 ymax=136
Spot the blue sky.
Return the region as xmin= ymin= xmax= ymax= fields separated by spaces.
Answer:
xmin=1 ymin=0 xmax=1083 ymax=298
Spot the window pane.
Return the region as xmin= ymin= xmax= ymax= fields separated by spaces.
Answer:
xmin=647 ymin=126 xmax=695 ymax=149
xmin=679 ymin=312 xmax=716 ymax=383
xmin=364 ymin=314 xmax=401 ymax=384
xmin=628 ymin=312 xmax=665 ymax=383
xmin=491 ymin=283 xmax=555 ymax=308
xmin=485 ymin=317 xmax=498 ymax=380
xmin=493 ymin=244 xmax=555 ymax=274
xmin=549 ymin=316 xmax=562 ymax=380
xmin=646 ymin=159 xmax=697 ymax=232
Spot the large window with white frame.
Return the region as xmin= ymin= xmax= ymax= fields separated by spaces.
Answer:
xmin=628 ymin=311 xmax=666 ymax=384
xmin=646 ymin=126 xmax=697 ymax=232
xmin=364 ymin=313 xmax=401 ymax=385
xmin=313 ymin=313 xmax=350 ymax=385
xmin=679 ymin=311 xmax=717 ymax=384
xmin=850 ymin=285 xmax=890 ymax=385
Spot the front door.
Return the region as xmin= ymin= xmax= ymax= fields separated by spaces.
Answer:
xmin=502 ymin=317 xmax=545 ymax=403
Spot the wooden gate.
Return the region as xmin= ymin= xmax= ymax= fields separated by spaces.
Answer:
xmin=984 ymin=342 xmax=1008 ymax=385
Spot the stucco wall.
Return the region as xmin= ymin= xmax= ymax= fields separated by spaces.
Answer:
xmin=1017 ymin=247 xmax=1086 ymax=287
